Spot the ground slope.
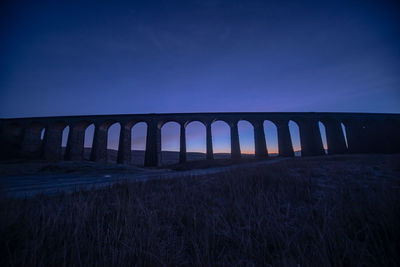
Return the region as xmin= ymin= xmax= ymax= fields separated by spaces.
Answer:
xmin=0 ymin=154 xmax=399 ymax=266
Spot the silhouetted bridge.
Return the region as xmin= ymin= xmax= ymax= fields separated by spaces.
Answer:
xmin=1 ymin=112 xmax=399 ymax=166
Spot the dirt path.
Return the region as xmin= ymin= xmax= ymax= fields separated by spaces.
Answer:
xmin=0 ymin=158 xmax=288 ymax=197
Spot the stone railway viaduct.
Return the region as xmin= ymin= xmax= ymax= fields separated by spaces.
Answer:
xmin=1 ymin=112 xmax=399 ymax=167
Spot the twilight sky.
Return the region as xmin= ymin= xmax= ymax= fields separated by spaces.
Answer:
xmin=1 ymin=0 xmax=399 ymax=154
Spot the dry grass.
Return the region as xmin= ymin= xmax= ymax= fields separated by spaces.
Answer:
xmin=1 ymin=155 xmax=399 ymax=266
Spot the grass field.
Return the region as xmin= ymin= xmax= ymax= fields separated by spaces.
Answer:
xmin=1 ymin=155 xmax=399 ymax=266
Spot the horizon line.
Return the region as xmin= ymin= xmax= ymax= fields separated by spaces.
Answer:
xmin=2 ymin=111 xmax=400 ymax=120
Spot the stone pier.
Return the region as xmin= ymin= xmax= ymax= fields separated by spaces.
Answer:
xmin=298 ymin=118 xmax=325 ymax=156
xmin=179 ymin=123 xmax=187 ymax=164
xmin=323 ymin=119 xmax=347 ymax=155
xmin=64 ymin=123 xmax=87 ymax=161
xmin=230 ymin=121 xmax=241 ymax=159
xmin=276 ymin=120 xmax=294 ymax=157
xmin=253 ymin=120 xmax=268 ymax=159
xmin=90 ymin=123 xmax=108 ymax=163
xmin=144 ymin=121 xmax=161 ymax=167
xmin=117 ymin=122 xmax=132 ymax=164
xmin=206 ymin=122 xmax=213 ymax=160
xmin=43 ymin=123 xmax=65 ymax=160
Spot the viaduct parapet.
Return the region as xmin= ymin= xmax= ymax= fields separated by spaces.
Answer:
xmin=1 ymin=112 xmax=399 ymax=166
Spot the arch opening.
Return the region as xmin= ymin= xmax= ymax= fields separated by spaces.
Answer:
xmin=341 ymin=123 xmax=348 ymax=149
xmin=131 ymin=122 xmax=147 ymax=166
xmin=238 ymin=120 xmax=255 ymax=157
xmin=289 ymin=120 xmax=301 ymax=157
xmin=40 ymin=128 xmax=46 ymax=140
xmin=40 ymin=128 xmax=46 ymax=157
xmin=211 ymin=121 xmax=231 ymax=159
xmin=263 ymin=120 xmax=278 ymax=157
xmin=107 ymin=123 xmax=121 ymax=163
xmin=186 ymin=121 xmax=206 ymax=161
xmin=61 ymin=126 xmax=70 ymax=158
xmin=161 ymin=122 xmax=180 ymax=165
xmin=318 ymin=121 xmax=328 ymax=154
xmin=84 ymin=124 xmax=95 ymax=160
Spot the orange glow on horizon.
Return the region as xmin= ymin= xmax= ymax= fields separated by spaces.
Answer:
xmin=213 ymin=149 xmax=280 ymax=154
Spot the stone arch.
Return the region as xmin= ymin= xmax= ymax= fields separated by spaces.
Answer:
xmin=238 ymin=120 xmax=255 ymax=156
xmin=186 ymin=121 xmax=206 ymax=161
xmin=184 ymin=119 xmax=207 ymax=128
xmin=161 ymin=121 xmax=180 ymax=165
xmin=263 ymin=120 xmax=278 ymax=156
xmin=131 ymin=121 xmax=148 ymax=165
xmin=211 ymin=117 xmax=231 ymax=125
xmin=211 ymin=120 xmax=231 ymax=158
xmin=288 ymin=120 xmax=301 ymax=157
xmin=158 ymin=119 xmax=180 ymax=129
xmin=47 ymin=120 xmax=68 ymax=131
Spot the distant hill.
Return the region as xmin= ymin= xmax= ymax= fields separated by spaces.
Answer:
xmin=79 ymin=149 xmax=285 ymax=166
xmin=62 ymin=148 xmax=300 ymax=166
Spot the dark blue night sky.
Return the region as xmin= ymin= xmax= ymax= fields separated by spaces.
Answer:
xmin=1 ymin=0 xmax=399 ymax=153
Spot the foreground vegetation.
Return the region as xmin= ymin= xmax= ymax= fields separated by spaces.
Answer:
xmin=1 ymin=155 xmax=399 ymax=266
